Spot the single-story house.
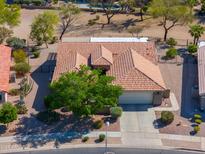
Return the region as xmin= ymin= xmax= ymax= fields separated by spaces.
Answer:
xmin=0 ymin=45 xmax=11 ymax=103
xmin=198 ymin=42 xmax=205 ymax=110
xmin=52 ymin=41 xmax=168 ymax=106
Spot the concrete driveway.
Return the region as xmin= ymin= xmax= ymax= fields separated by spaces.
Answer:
xmin=120 ymin=105 xmax=159 ymax=133
xmin=120 ymin=105 xmax=162 ymax=146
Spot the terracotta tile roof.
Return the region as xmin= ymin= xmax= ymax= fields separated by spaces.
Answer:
xmin=0 ymin=45 xmax=11 ymax=92
xmin=91 ymin=45 xmax=113 ymax=66
xmin=52 ymin=50 xmax=87 ymax=81
xmin=107 ymin=49 xmax=166 ymax=90
xmin=53 ymin=42 xmax=165 ymax=91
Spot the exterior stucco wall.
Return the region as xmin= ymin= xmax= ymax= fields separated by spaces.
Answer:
xmin=153 ymin=91 xmax=164 ymax=106
xmin=200 ymin=95 xmax=205 ymax=111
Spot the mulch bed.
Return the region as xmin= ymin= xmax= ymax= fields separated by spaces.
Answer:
xmin=155 ymin=111 xmax=205 ymax=137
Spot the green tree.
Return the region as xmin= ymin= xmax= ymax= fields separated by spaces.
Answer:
xmin=30 ymin=11 xmax=59 ymax=48
xmin=166 ymin=48 xmax=178 ymax=59
xmin=187 ymin=44 xmax=197 ymax=54
xmin=166 ymin=37 xmax=177 ymax=47
xmin=89 ymin=0 xmax=129 ymax=24
xmin=59 ymin=4 xmax=80 ymax=40
xmin=0 ymin=0 xmax=20 ymax=27
xmin=134 ymin=0 xmax=150 ymax=21
xmin=149 ymin=0 xmax=192 ymax=41
xmin=13 ymin=49 xmax=27 ymax=63
xmin=0 ymin=102 xmax=17 ymax=126
xmin=0 ymin=27 xmax=13 ymax=44
xmin=47 ymin=65 xmax=123 ymax=116
xmin=185 ymin=0 xmax=197 ymax=13
xmin=189 ymin=24 xmax=205 ymax=45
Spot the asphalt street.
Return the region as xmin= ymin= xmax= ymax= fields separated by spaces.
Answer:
xmin=7 ymin=147 xmax=204 ymax=154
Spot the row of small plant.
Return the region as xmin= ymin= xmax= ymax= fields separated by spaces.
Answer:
xmin=193 ymin=114 xmax=202 ymax=134
xmin=165 ymin=38 xmax=198 ymax=59
xmin=82 ymin=134 xmax=105 ymax=143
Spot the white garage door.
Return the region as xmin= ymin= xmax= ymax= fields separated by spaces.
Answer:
xmin=119 ymin=91 xmax=153 ymax=104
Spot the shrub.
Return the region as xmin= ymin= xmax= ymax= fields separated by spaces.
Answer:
xmin=36 ymin=110 xmax=60 ymax=124
xmin=30 ymin=46 xmax=39 ymax=52
xmin=82 ymin=136 xmax=89 ymax=142
xmin=98 ymin=134 xmax=105 ymax=142
xmin=194 ymin=114 xmax=202 ymax=119
xmin=194 ymin=125 xmax=200 ymax=133
xmin=49 ymin=36 xmax=58 ymax=44
xmin=8 ymin=89 xmax=20 ymax=96
xmin=14 ymin=62 xmax=31 ymax=75
xmin=6 ymin=37 xmax=26 ymax=49
xmin=166 ymin=48 xmax=178 ymax=59
xmin=195 ymin=119 xmax=202 ymax=124
xmin=52 ymin=0 xmax=58 ymax=4
xmin=13 ymin=49 xmax=26 ymax=63
xmin=0 ymin=102 xmax=17 ymax=125
xmin=187 ymin=44 xmax=197 ymax=54
xmin=166 ymin=38 xmax=177 ymax=47
xmin=161 ymin=111 xmax=174 ymax=125
xmin=110 ymin=107 xmax=123 ymax=119
xmin=92 ymin=120 xmax=103 ymax=129
xmin=15 ymin=104 xmax=28 ymax=114
xmin=87 ymin=19 xmax=96 ymax=26
xmin=22 ymin=0 xmax=31 ymax=5
xmin=32 ymin=0 xmax=45 ymax=6
xmin=33 ymin=51 xmax=40 ymax=58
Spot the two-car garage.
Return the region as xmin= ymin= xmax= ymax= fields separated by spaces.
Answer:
xmin=119 ymin=91 xmax=154 ymax=105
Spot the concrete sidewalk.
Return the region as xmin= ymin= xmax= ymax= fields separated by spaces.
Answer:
xmin=1 ymin=131 xmax=205 ymax=153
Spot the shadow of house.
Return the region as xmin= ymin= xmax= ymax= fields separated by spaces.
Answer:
xmin=180 ymin=54 xmax=200 ymax=118
xmin=30 ymin=53 xmax=56 ymax=112
xmin=120 ymin=104 xmax=152 ymax=112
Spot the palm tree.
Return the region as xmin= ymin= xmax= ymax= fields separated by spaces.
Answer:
xmin=189 ymin=24 xmax=205 ymax=45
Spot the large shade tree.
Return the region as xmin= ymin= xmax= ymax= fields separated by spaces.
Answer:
xmin=59 ymin=4 xmax=80 ymax=40
xmin=0 ymin=0 xmax=20 ymax=43
xmin=149 ymin=0 xmax=192 ymax=41
xmin=30 ymin=11 xmax=59 ymax=48
xmin=46 ymin=65 xmax=123 ymax=116
xmin=189 ymin=24 xmax=205 ymax=45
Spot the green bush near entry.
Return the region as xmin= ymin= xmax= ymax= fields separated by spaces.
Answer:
xmin=161 ymin=111 xmax=174 ymax=125
xmin=110 ymin=107 xmax=123 ymax=118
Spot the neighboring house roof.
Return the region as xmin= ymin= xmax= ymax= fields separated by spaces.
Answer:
xmin=91 ymin=45 xmax=113 ymax=66
xmin=198 ymin=46 xmax=205 ymax=95
xmin=0 ymin=45 xmax=11 ymax=92
xmin=52 ymin=42 xmax=166 ymax=91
